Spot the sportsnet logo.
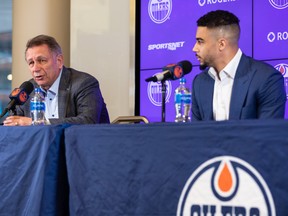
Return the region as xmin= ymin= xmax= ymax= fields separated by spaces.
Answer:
xmin=147 ymin=80 xmax=172 ymax=106
xmin=269 ymin=0 xmax=288 ymax=9
xmin=177 ymin=156 xmax=275 ymax=216
xmin=148 ymin=41 xmax=185 ymax=51
xmin=148 ymin=0 xmax=172 ymax=24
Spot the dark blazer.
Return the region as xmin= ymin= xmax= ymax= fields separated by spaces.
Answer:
xmin=16 ymin=66 xmax=110 ymax=124
xmin=192 ymin=53 xmax=286 ymax=120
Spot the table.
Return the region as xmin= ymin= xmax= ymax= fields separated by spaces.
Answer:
xmin=64 ymin=120 xmax=288 ymax=216
xmin=0 ymin=125 xmax=68 ymax=215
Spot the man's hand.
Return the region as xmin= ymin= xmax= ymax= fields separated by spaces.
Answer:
xmin=3 ymin=116 xmax=32 ymax=126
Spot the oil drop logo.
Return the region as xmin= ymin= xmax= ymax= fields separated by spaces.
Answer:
xmin=177 ymin=156 xmax=275 ymax=216
xmin=275 ymin=63 xmax=288 ymax=99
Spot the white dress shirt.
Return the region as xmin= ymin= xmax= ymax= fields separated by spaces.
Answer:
xmin=41 ymin=69 xmax=63 ymax=119
xmin=208 ymin=49 xmax=242 ymax=121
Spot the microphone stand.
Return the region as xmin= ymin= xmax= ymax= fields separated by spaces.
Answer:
xmin=0 ymin=108 xmax=15 ymax=126
xmin=161 ymin=80 xmax=166 ymax=122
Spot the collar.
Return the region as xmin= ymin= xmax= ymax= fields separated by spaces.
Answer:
xmin=41 ymin=67 xmax=63 ymax=95
xmin=208 ymin=49 xmax=242 ymax=80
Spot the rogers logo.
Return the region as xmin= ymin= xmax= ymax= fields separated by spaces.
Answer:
xmin=267 ymin=31 xmax=288 ymax=42
xmin=177 ymin=156 xmax=275 ymax=216
xmin=198 ymin=0 xmax=236 ymax=7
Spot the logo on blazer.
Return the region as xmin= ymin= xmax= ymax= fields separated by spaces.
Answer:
xmin=147 ymin=79 xmax=172 ymax=106
xmin=148 ymin=0 xmax=172 ymax=24
xmin=269 ymin=0 xmax=288 ymax=9
xmin=177 ymin=156 xmax=275 ymax=216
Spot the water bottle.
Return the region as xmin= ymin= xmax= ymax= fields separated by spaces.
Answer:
xmin=174 ymin=78 xmax=191 ymax=122
xmin=30 ymin=88 xmax=46 ymax=125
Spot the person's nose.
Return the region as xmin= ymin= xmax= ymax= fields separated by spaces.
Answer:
xmin=192 ymin=43 xmax=198 ymax=53
xmin=32 ymin=61 xmax=41 ymax=72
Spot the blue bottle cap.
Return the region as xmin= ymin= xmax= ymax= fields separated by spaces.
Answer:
xmin=180 ymin=77 xmax=186 ymax=83
xmin=35 ymin=88 xmax=41 ymax=93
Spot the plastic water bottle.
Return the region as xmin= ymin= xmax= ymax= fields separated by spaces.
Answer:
xmin=30 ymin=88 xmax=46 ymax=125
xmin=174 ymin=78 xmax=191 ymax=122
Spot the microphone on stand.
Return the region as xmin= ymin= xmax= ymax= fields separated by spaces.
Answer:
xmin=145 ymin=60 xmax=192 ymax=82
xmin=0 ymin=81 xmax=34 ymax=118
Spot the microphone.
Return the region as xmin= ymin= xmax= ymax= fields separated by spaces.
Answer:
xmin=0 ymin=81 xmax=34 ymax=118
xmin=145 ymin=60 xmax=192 ymax=82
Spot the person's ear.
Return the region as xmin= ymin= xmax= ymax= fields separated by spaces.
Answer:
xmin=57 ymin=54 xmax=64 ymax=68
xmin=218 ymin=38 xmax=226 ymax=51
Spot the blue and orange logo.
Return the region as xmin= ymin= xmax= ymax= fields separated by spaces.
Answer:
xmin=275 ymin=63 xmax=288 ymax=99
xmin=9 ymin=88 xmax=29 ymax=104
xmin=177 ymin=156 xmax=275 ymax=216
xmin=275 ymin=63 xmax=288 ymax=76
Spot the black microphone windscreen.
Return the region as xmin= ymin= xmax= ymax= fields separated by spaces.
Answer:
xmin=178 ymin=60 xmax=193 ymax=75
xmin=20 ymin=81 xmax=34 ymax=94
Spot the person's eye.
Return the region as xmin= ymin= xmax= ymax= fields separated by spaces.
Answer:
xmin=39 ymin=59 xmax=47 ymax=64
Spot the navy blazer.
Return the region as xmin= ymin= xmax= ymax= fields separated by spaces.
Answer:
xmin=16 ymin=66 xmax=110 ymax=124
xmin=192 ymin=54 xmax=286 ymax=120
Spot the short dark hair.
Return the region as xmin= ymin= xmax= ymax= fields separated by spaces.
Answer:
xmin=197 ymin=10 xmax=240 ymax=28
xmin=25 ymin=34 xmax=62 ymax=56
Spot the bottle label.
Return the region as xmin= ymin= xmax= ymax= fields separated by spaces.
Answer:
xmin=30 ymin=101 xmax=45 ymax=111
xmin=175 ymin=93 xmax=182 ymax=104
xmin=182 ymin=93 xmax=191 ymax=104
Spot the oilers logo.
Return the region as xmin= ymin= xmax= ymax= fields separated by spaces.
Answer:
xmin=269 ymin=0 xmax=288 ymax=9
xmin=148 ymin=0 xmax=172 ymax=24
xmin=147 ymin=79 xmax=172 ymax=106
xmin=275 ymin=63 xmax=288 ymax=99
xmin=177 ymin=156 xmax=275 ymax=216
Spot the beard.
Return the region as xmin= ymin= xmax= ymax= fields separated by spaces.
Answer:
xmin=199 ymin=63 xmax=208 ymax=71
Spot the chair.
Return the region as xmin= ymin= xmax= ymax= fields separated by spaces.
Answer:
xmin=111 ymin=116 xmax=149 ymax=124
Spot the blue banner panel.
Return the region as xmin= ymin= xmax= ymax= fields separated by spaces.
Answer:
xmin=0 ymin=125 xmax=68 ymax=216
xmin=65 ymin=120 xmax=288 ymax=216
xmin=140 ymin=0 xmax=252 ymax=69
xmin=253 ymin=0 xmax=288 ymax=60
xmin=140 ymin=68 xmax=201 ymax=122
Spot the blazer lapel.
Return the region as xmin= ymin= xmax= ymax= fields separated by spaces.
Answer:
xmin=58 ymin=67 xmax=71 ymax=118
xmin=201 ymin=72 xmax=214 ymax=120
xmin=229 ymin=54 xmax=255 ymax=120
